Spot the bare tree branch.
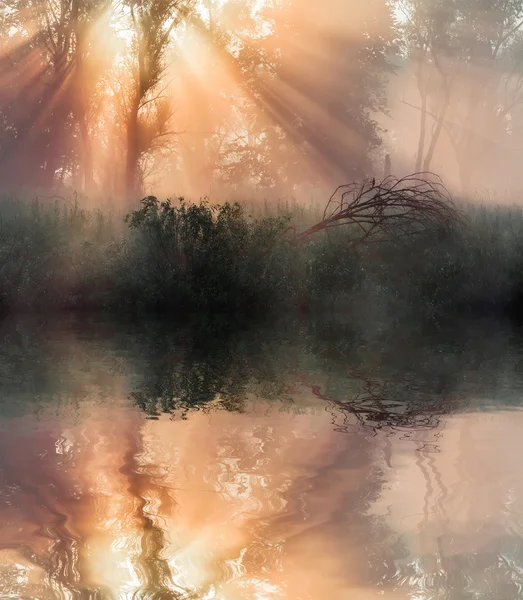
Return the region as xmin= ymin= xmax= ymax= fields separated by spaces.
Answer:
xmin=295 ymin=173 xmax=462 ymax=246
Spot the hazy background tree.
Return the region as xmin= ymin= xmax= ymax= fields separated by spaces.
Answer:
xmin=0 ymin=0 xmax=400 ymax=199
xmin=207 ymin=0 xmax=397 ymax=196
xmin=123 ymin=0 xmax=194 ymax=197
xmin=399 ymin=0 xmax=523 ymax=192
xmin=399 ymin=0 xmax=459 ymax=173
xmin=448 ymin=0 xmax=523 ymax=191
xmin=8 ymin=0 xmax=523 ymax=199
xmin=0 ymin=0 xmax=114 ymax=190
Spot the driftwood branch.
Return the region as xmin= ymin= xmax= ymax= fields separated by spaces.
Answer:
xmin=295 ymin=173 xmax=461 ymax=245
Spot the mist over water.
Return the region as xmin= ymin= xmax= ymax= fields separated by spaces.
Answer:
xmin=1 ymin=317 xmax=523 ymax=598
xmin=3 ymin=0 xmax=523 ymax=595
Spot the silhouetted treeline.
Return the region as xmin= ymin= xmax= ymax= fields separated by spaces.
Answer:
xmin=1 ymin=197 xmax=523 ymax=321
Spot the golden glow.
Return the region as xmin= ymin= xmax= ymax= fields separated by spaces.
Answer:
xmin=2 ymin=385 xmax=523 ymax=599
xmin=2 ymin=0 xmax=521 ymax=198
xmin=0 ymin=0 xmax=397 ymax=199
xmin=0 ymin=392 xmax=381 ymax=598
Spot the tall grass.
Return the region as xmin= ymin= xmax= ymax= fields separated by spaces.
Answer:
xmin=1 ymin=194 xmax=523 ymax=321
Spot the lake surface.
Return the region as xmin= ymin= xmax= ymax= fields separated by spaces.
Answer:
xmin=1 ymin=316 xmax=523 ymax=599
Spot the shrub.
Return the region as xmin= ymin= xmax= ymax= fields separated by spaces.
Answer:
xmin=0 ymin=193 xmax=523 ymax=323
xmin=122 ymin=197 xmax=299 ymax=313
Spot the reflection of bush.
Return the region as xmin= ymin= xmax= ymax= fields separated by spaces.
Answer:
xmin=129 ymin=321 xmax=298 ymax=418
xmin=127 ymin=316 xmax=523 ymax=433
xmin=2 ymin=315 xmax=523 ymax=428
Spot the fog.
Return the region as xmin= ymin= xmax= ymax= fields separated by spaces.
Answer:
xmin=0 ymin=0 xmax=522 ymax=204
xmin=381 ymin=58 xmax=523 ymax=200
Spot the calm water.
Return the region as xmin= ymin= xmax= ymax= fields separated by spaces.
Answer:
xmin=2 ymin=316 xmax=523 ymax=599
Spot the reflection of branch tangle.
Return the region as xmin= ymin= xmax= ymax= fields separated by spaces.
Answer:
xmin=296 ymin=371 xmax=446 ymax=439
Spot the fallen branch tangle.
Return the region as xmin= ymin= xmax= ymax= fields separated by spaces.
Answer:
xmin=296 ymin=172 xmax=461 ymax=245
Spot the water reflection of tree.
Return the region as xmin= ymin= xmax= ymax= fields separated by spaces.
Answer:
xmin=123 ymin=318 xmax=523 ymax=597
xmin=388 ymin=415 xmax=523 ymax=600
xmin=128 ymin=315 xmax=523 ymax=431
xmin=119 ymin=417 xmax=198 ymax=600
xmin=130 ymin=323 xmax=297 ymax=418
xmin=3 ymin=316 xmax=523 ymax=597
xmin=129 ymin=320 xmax=460 ymax=439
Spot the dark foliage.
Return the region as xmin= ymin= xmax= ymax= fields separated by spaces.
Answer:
xmin=121 ymin=196 xmax=297 ymax=312
xmin=0 ymin=191 xmax=523 ymax=322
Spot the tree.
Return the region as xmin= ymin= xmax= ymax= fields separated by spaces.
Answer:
xmin=447 ymin=0 xmax=523 ymax=191
xmin=124 ymin=0 xmax=194 ymax=198
xmin=400 ymin=0 xmax=459 ymax=173
xmin=234 ymin=0 xmax=396 ymax=192
xmin=186 ymin=0 xmax=396 ymax=195
xmin=163 ymin=0 xmax=265 ymax=197
xmin=401 ymin=0 xmax=523 ymax=192
xmin=295 ymin=173 xmax=461 ymax=245
xmin=70 ymin=0 xmax=113 ymax=192
xmin=0 ymin=0 xmax=112 ymax=191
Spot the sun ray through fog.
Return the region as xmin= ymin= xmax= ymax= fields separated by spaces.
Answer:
xmin=0 ymin=0 xmax=400 ymax=197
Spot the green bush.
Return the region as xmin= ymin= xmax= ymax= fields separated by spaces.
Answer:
xmin=1 ymin=194 xmax=523 ymax=322
xmin=121 ymin=197 xmax=299 ymax=313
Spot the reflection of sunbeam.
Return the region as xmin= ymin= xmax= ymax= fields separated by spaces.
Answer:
xmin=118 ymin=416 xmax=190 ymax=598
xmin=0 ymin=386 xmax=444 ymax=599
xmin=0 ymin=426 xmax=86 ymax=597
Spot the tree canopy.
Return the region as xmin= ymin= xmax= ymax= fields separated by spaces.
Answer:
xmin=2 ymin=0 xmax=523 ymax=199
xmin=0 ymin=0 xmax=397 ymax=199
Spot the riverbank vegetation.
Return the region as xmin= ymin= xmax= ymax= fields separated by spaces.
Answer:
xmin=1 ymin=178 xmax=523 ymax=322
xmin=1 ymin=0 xmax=523 ymax=327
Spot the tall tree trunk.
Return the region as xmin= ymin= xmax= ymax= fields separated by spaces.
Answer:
xmin=78 ymin=117 xmax=94 ymax=193
xmin=74 ymin=45 xmax=95 ymax=195
xmin=422 ymin=89 xmax=451 ymax=172
xmin=40 ymin=113 xmax=65 ymax=189
xmin=415 ymin=58 xmax=427 ymax=173
xmin=126 ymin=96 xmax=141 ymax=199
xmin=456 ymin=84 xmax=481 ymax=195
